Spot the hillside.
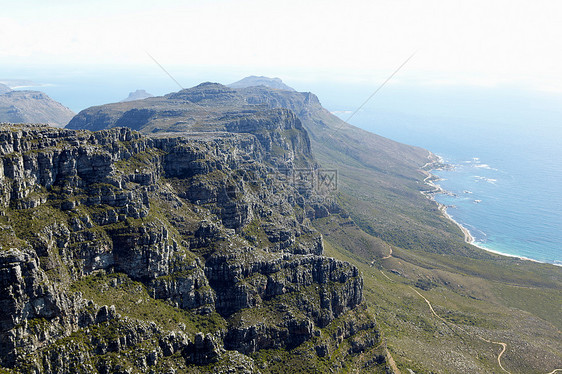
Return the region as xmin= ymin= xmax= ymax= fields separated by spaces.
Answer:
xmin=229 ymin=79 xmax=562 ymax=373
xmin=67 ymin=81 xmax=466 ymax=256
xmin=0 ymin=87 xmax=75 ymax=127
xmin=0 ymin=123 xmax=388 ymax=373
xmin=65 ymin=78 xmax=562 ymax=373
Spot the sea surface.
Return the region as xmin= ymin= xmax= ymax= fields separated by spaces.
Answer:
xmin=2 ymin=66 xmax=560 ymax=265
xmin=331 ymin=85 xmax=562 ymax=265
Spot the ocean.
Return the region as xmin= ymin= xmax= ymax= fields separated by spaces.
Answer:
xmin=330 ymin=84 xmax=562 ymax=265
xmin=2 ymin=66 xmax=560 ymax=265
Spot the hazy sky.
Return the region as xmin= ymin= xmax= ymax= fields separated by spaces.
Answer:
xmin=2 ymin=0 xmax=562 ymax=91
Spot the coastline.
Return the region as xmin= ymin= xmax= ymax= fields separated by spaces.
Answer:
xmin=420 ymin=152 xmax=556 ymax=266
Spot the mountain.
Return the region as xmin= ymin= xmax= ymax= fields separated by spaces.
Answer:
xmin=0 ymin=83 xmax=12 ymax=95
xmin=67 ymin=82 xmax=453 ymax=253
xmin=0 ymin=88 xmax=75 ymax=127
xmin=228 ymin=76 xmax=295 ymax=91
xmin=66 ymin=79 xmax=562 ymax=373
xmin=120 ymin=89 xmax=154 ymax=102
xmin=0 ymin=123 xmax=387 ymax=373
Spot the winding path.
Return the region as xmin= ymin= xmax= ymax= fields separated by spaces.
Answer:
xmin=408 ymin=286 xmax=511 ymax=373
xmin=381 ymin=244 xmax=393 ymax=260
xmin=380 ymin=264 xmax=561 ymax=373
xmin=375 ymin=240 xmax=561 ymax=374
xmin=393 ymin=158 xmax=562 ymax=373
xmin=405 ymin=284 xmax=561 ymax=374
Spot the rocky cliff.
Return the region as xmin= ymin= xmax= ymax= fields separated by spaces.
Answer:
xmin=67 ymin=81 xmax=458 ymax=255
xmin=66 ymin=81 xmax=428 ymax=187
xmin=0 ymin=123 xmax=387 ymax=373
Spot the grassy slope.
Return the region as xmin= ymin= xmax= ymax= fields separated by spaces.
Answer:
xmin=315 ymin=207 xmax=561 ymax=374
xmin=242 ymin=86 xmax=480 ymax=255
xmin=64 ymin=84 xmax=562 ymax=372
xmin=290 ymin=95 xmax=562 ymax=373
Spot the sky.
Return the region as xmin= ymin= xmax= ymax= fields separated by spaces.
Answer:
xmin=2 ymin=0 xmax=562 ymax=92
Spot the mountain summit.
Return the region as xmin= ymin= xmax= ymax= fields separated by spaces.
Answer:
xmin=228 ymin=76 xmax=295 ymax=91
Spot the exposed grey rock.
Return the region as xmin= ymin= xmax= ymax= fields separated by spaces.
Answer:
xmin=0 ymin=123 xmax=380 ymax=373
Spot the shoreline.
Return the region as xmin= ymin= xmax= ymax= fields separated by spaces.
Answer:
xmin=420 ymin=152 xmax=559 ymax=267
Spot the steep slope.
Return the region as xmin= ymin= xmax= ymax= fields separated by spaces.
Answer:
xmin=68 ymin=82 xmax=461 ymax=255
xmin=231 ymin=84 xmax=470 ymax=255
xmin=0 ymin=89 xmax=75 ymax=127
xmin=0 ymin=123 xmax=388 ymax=373
xmin=231 ymin=80 xmax=562 ymax=373
xmin=66 ymin=79 xmax=562 ymax=373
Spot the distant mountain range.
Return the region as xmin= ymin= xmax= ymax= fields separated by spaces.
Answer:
xmin=0 ymin=83 xmax=74 ymax=127
xmin=120 ymin=89 xmax=154 ymax=102
xmin=0 ymin=83 xmax=12 ymax=95
xmin=228 ymin=75 xmax=295 ymax=91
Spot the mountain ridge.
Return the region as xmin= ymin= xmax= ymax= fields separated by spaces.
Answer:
xmin=3 ymin=77 xmax=560 ymax=372
xmin=228 ymin=76 xmax=295 ymax=91
xmin=0 ymin=87 xmax=75 ymax=127
xmin=66 ymin=77 xmax=562 ymax=373
xmin=120 ymin=89 xmax=154 ymax=102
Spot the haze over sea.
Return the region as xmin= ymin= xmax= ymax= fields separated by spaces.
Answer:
xmin=2 ymin=66 xmax=560 ymax=265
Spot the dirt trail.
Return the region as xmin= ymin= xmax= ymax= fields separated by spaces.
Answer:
xmin=408 ymin=286 xmax=511 ymax=373
xmin=378 ymin=246 xmax=511 ymax=373
xmin=380 ymin=269 xmax=392 ymax=281
xmin=408 ymin=285 xmax=561 ymax=374
xmin=378 ymin=266 xmax=561 ymax=374
xmin=381 ymin=245 xmax=393 ymax=260
xmin=370 ymin=245 xmax=393 ymax=268
xmin=385 ymin=348 xmax=401 ymax=374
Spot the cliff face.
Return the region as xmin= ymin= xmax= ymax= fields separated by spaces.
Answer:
xmin=67 ymin=83 xmax=313 ymax=170
xmin=66 ymin=81 xmax=428 ymax=181
xmin=0 ymin=124 xmax=385 ymax=373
